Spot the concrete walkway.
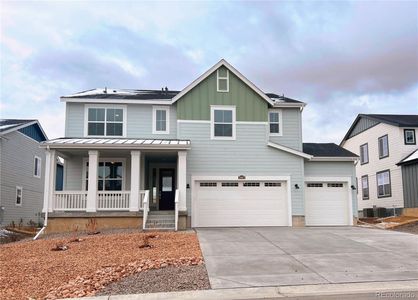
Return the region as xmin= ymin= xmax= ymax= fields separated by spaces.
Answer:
xmin=197 ymin=227 xmax=418 ymax=289
xmin=73 ymin=280 xmax=418 ymax=299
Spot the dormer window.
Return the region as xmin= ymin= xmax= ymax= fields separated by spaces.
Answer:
xmin=217 ymin=68 xmax=229 ymax=92
xmin=85 ymin=105 xmax=126 ymax=137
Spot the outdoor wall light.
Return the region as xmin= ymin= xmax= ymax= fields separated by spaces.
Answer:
xmin=187 ymin=184 xmax=190 ymax=189
xmin=294 ymin=184 xmax=300 ymax=189
xmin=351 ymin=185 xmax=356 ymax=190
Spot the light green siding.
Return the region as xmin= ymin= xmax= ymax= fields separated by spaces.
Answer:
xmin=177 ymin=66 xmax=268 ymax=121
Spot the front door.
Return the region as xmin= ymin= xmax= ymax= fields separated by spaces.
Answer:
xmin=159 ymin=168 xmax=175 ymax=210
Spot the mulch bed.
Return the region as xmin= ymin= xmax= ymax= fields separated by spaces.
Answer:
xmin=97 ymin=265 xmax=210 ymax=296
xmin=0 ymin=231 xmax=204 ymax=299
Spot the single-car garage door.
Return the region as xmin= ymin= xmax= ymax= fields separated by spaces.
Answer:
xmin=193 ymin=180 xmax=290 ymax=227
xmin=305 ymin=182 xmax=350 ymax=226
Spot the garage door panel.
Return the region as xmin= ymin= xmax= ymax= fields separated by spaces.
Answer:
xmin=305 ymin=182 xmax=349 ymax=226
xmin=195 ymin=180 xmax=289 ymax=227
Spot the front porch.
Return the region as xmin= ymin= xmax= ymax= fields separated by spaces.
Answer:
xmin=41 ymin=138 xmax=190 ymax=232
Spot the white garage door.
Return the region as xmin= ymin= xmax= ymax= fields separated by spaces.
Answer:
xmin=194 ymin=180 xmax=289 ymax=227
xmin=305 ymin=182 xmax=350 ymax=226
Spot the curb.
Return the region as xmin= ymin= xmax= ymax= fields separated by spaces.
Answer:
xmin=66 ymin=279 xmax=418 ymax=300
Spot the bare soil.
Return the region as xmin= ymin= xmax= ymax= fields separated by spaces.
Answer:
xmin=97 ymin=265 xmax=210 ymax=295
xmin=391 ymin=221 xmax=418 ymax=235
xmin=0 ymin=231 xmax=203 ymax=299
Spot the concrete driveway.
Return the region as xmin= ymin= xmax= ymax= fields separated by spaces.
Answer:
xmin=197 ymin=227 xmax=418 ymax=289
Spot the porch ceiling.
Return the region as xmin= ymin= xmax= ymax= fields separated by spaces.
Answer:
xmin=41 ymin=138 xmax=191 ymax=150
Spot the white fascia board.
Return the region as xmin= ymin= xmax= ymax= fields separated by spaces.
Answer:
xmin=40 ymin=143 xmax=191 ymax=150
xmin=172 ymin=59 xmax=274 ymax=106
xmin=267 ymin=141 xmax=313 ymax=159
xmin=61 ymin=97 xmax=173 ymax=105
xmin=273 ymin=103 xmax=306 ymax=108
xmin=310 ymin=157 xmax=359 ymax=162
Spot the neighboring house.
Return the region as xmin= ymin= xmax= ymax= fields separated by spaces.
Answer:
xmin=41 ymin=59 xmax=358 ymax=232
xmin=341 ymin=114 xmax=418 ymax=217
xmin=0 ymin=119 xmax=48 ymax=226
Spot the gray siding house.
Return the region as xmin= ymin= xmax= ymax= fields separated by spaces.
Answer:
xmin=0 ymin=120 xmax=48 ymax=226
xmin=40 ymin=60 xmax=358 ymax=232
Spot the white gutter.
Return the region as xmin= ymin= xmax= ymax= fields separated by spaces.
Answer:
xmin=34 ymin=146 xmax=50 ymax=240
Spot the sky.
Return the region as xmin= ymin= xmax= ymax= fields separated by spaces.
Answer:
xmin=1 ymin=0 xmax=417 ymax=143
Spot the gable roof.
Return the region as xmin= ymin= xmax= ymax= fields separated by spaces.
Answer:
xmin=0 ymin=119 xmax=48 ymax=140
xmin=173 ymin=59 xmax=306 ymax=108
xmin=397 ymin=149 xmax=418 ymax=166
xmin=341 ymin=114 xmax=418 ymax=145
xmin=303 ymin=143 xmax=358 ymax=158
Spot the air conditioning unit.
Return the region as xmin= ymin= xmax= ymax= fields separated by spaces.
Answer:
xmin=363 ymin=208 xmax=374 ymax=218
xmin=374 ymin=207 xmax=387 ymax=218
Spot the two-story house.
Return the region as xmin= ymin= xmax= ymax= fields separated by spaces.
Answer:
xmin=0 ymin=119 xmax=48 ymax=226
xmin=41 ymin=59 xmax=358 ymax=232
xmin=341 ymin=114 xmax=418 ymax=217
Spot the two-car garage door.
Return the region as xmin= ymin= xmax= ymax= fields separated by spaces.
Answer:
xmin=193 ymin=180 xmax=290 ymax=227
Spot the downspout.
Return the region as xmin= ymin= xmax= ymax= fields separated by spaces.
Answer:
xmin=34 ymin=145 xmax=50 ymax=240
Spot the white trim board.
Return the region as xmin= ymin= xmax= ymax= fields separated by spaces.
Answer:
xmin=268 ymin=141 xmax=313 ymax=159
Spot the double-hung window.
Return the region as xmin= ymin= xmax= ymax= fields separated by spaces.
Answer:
xmin=211 ymin=106 xmax=235 ymax=140
xmin=85 ymin=160 xmax=124 ymax=191
xmin=361 ymin=175 xmax=369 ymax=200
xmin=360 ymin=143 xmax=369 ymax=164
xmin=16 ymin=186 xmax=22 ymax=206
xmin=34 ymin=156 xmax=41 ymax=178
xmin=404 ymin=129 xmax=416 ymax=145
xmin=378 ymin=135 xmax=389 ymax=159
xmin=86 ymin=106 xmax=125 ymax=137
xmin=217 ymin=68 xmax=229 ymax=92
xmin=269 ymin=110 xmax=282 ymax=135
xmin=376 ymin=170 xmax=391 ymax=198
xmin=152 ymin=106 xmax=170 ymax=134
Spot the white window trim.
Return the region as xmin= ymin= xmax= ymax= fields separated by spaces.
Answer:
xmin=34 ymin=156 xmax=42 ymax=178
xmin=268 ymin=109 xmax=283 ymax=136
xmin=360 ymin=143 xmax=369 ymax=164
xmin=216 ymin=69 xmax=229 ymax=92
xmin=210 ymin=105 xmax=236 ymax=140
xmin=152 ymin=106 xmax=170 ymax=134
xmin=82 ymin=157 xmax=127 ymax=191
xmin=84 ymin=104 xmax=127 ymax=138
xmin=16 ymin=186 xmax=22 ymax=206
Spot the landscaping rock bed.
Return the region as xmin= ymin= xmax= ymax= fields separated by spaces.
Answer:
xmin=391 ymin=221 xmax=418 ymax=235
xmin=97 ymin=264 xmax=210 ymax=296
xmin=0 ymin=231 xmax=203 ymax=299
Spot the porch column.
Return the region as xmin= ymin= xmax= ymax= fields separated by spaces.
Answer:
xmin=86 ymin=150 xmax=99 ymax=212
xmin=130 ymin=150 xmax=141 ymax=211
xmin=177 ymin=151 xmax=187 ymax=211
xmin=42 ymin=149 xmax=56 ymax=213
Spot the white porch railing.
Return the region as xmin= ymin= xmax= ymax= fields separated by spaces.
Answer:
xmin=97 ymin=191 xmax=130 ymax=210
xmin=54 ymin=191 xmax=87 ymax=211
xmin=141 ymin=190 xmax=150 ymax=230
xmin=174 ymin=189 xmax=179 ymax=231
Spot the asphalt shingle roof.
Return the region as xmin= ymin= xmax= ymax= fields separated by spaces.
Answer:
xmin=0 ymin=119 xmax=36 ymax=133
xmin=64 ymin=89 xmax=304 ymax=104
xmin=303 ymin=143 xmax=358 ymax=157
xmin=361 ymin=114 xmax=418 ymax=127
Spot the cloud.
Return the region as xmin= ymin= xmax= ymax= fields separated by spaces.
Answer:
xmin=0 ymin=1 xmax=417 ymax=141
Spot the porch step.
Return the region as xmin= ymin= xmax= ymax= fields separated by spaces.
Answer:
xmin=144 ymin=211 xmax=176 ymax=231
